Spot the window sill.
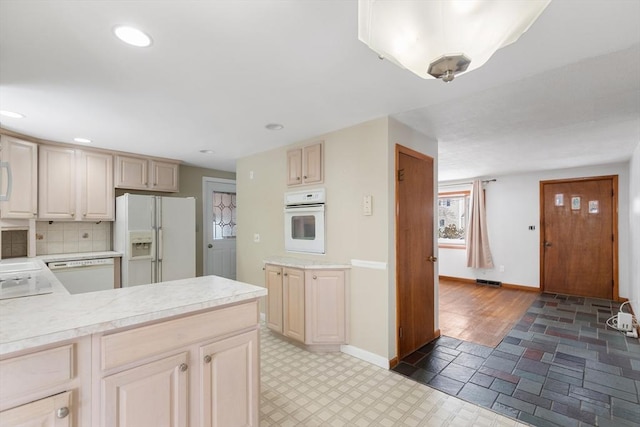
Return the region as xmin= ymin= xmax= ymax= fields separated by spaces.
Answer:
xmin=438 ymin=244 xmax=466 ymax=250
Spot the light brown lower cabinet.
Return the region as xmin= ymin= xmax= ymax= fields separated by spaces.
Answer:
xmin=201 ymin=330 xmax=259 ymax=427
xmin=0 ymin=300 xmax=260 ymax=427
xmin=96 ymin=300 xmax=260 ymax=427
xmin=265 ymin=264 xmax=348 ymax=351
xmin=0 ymin=338 xmax=91 ymax=427
xmin=0 ymin=391 xmax=72 ymax=427
xmin=102 ymin=352 xmax=189 ymax=427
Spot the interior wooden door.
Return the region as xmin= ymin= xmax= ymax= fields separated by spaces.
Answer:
xmin=396 ymin=145 xmax=436 ymax=359
xmin=541 ymin=176 xmax=617 ymax=299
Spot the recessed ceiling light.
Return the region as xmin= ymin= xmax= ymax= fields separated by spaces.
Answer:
xmin=73 ymin=137 xmax=92 ymax=144
xmin=0 ymin=110 xmax=25 ymax=119
xmin=113 ymin=25 xmax=152 ymax=47
xmin=265 ymin=123 xmax=284 ymax=131
xmin=199 ymin=149 xmax=215 ymax=154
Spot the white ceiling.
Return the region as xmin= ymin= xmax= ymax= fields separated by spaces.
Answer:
xmin=1 ymin=0 xmax=638 ymax=181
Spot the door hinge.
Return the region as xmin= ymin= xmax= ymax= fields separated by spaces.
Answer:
xmin=397 ymin=169 xmax=405 ymax=182
xmin=399 ymin=327 xmax=403 ymax=338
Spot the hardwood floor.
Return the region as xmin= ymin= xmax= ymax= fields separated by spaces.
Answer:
xmin=438 ymin=277 xmax=539 ymax=348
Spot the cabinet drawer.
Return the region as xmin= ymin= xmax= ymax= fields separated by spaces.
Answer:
xmin=101 ymin=301 xmax=258 ymax=371
xmin=0 ymin=345 xmax=74 ymax=404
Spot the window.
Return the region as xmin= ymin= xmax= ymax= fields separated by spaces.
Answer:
xmin=438 ymin=191 xmax=470 ymax=248
xmin=212 ymin=191 xmax=237 ymax=239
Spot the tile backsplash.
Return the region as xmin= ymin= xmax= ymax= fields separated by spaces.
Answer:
xmin=36 ymin=221 xmax=112 ymax=255
xmin=1 ymin=230 xmax=28 ymax=258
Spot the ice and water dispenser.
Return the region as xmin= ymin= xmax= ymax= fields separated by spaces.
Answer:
xmin=129 ymin=231 xmax=154 ymax=259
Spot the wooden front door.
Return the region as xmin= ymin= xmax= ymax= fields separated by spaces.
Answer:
xmin=540 ymin=176 xmax=618 ymax=299
xmin=396 ymin=145 xmax=437 ymax=359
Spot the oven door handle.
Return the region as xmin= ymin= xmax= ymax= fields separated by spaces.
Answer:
xmin=284 ymin=204 xmax=325 ymax=213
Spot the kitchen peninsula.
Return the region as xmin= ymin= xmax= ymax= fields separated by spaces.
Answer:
xmin=0 ymin=259 xmax=266 ymax=426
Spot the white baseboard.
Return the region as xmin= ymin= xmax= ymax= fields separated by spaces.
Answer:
xmin=340 ymin=344 xmax=389 ymax=369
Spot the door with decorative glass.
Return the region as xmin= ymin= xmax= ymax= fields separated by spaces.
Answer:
xmin=204 ymin=178 xmax=236 ymax=279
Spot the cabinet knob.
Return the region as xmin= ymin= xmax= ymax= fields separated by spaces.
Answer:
xmin=313 ymin=275 xmax=317 ymax=280
xmin=204 ymin=355 xmax=212 ymax=364
xmin=179 ymin=363 xmax=188 ymax=372
xmin=303 ymin=176 xmax=307 ymax=179
xmin=277 ymin=272 xmax=281 ymax=276
xmin=283 ymin=273 xmax=288 ymax=276
xmin=297 ymin=177 xmax=301 ymax=181
xmin=56 ymin=407 xmax=70 ymax=419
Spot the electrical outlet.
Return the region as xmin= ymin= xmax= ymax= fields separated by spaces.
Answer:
xmin=253 ymin=233 xmax=260 ymax=243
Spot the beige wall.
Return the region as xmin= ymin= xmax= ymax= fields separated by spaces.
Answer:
xmin=237 ymin=116 xmax=437 ymax=363
xmin=116 ymin=164 xmax=235 ymax=277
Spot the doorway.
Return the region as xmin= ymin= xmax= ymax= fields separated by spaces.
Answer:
xmin=203 ymin=177 xmax=237 ymax=279
xmin=540 ymin=176 xmax=618 ymax=299
xmin=396 ymin=145 xmax=438 ymax=359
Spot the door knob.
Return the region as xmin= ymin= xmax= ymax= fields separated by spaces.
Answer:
xmin=56 ymin=407 xmax=70 ymax=419
xmin=208 ymin=244 xmax=213 ymax=248
xmin=544 ymin=241 xmax=552 ymax=247
xmin=427 ymin=256 xmax=438 ymax=262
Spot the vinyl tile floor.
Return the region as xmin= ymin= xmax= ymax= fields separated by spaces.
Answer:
xmin=260 ymin=325 xmax=529 ymax=426
xmin=393 ymin=293 xmax=640 ymax=427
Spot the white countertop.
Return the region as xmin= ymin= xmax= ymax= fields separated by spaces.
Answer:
xmin=0 ymin=259 xmax=266 ymax=356
xmin=264 ymin=256 xmax=351 ymax=269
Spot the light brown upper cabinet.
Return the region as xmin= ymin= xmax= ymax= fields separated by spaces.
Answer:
xmin=0 ymin=135 xmax=38 ymax=219
xmin=286 ymin=141 xmax=323 ymax=186
xmin=38 ymin=145 xmax=114 ymax=221
xmin=114 ymin=155 xmax=179 ymax=192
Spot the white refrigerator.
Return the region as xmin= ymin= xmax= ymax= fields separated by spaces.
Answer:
xmin=114 ymin=194 xmax=195 ymax=286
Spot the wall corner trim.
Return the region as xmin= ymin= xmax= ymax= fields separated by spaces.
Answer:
xmin=340 ymin=344 xmax=389 ymax=369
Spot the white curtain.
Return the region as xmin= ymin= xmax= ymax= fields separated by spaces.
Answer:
xmin=466 ymin=180 xmax=494 ymax=269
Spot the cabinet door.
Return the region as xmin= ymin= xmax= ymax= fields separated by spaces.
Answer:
xmin=114 ymin=155 xmax=148 ymax=189
xmin=283 ymin=267 xmax=305 ymax=342
xmin=0 ymin=136 xmax=37 ymax=219
xmin=0 ymin=390 xmax=71 ymax=427
xmin=151 ymin=160 xmax=179 ymax=192
xmin=200 ymin=330 xmax=259 ymax=427
xmin=286 ymin=149 xmax=302 ymax=186
xmin=302 ymin=142 xmax=323 ymax=184
xmin=78 ymin=150 xmax=113 ymax=220
xmin=39 ymin=146 xmax=76 ymax=220
xmin=264 ymin=265 xmax=284 ymax=333
xmin=305 ymin=270 xmax=346 ymax=344
xmin=102 ymin=352 xmax=188 ymax=427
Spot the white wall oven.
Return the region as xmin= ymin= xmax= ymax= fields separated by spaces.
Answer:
xmin=284 ymin=188 xmax=325 ymax=254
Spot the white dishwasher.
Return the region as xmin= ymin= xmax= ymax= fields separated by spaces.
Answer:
xmin=47 ymin=258 xmax=115 ymax=294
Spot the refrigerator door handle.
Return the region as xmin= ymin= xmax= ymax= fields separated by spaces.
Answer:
xmin=158 ymin=228 xmax=164 ymax=261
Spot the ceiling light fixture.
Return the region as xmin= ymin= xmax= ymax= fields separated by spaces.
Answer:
xmin=73 ymin=137 xmax=92 ymax=144
xmin=113 ymin=25 xmax=153 ymax=47
xmin=358 ymin=0 xmax=551 ymax=82
xmin=265 ymin=123 xmax=284 ymax=131
xmin=0 ymin=110 xmax=25 ymax=119
xmin=199 ymin=149 xmax=215 ymax=154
